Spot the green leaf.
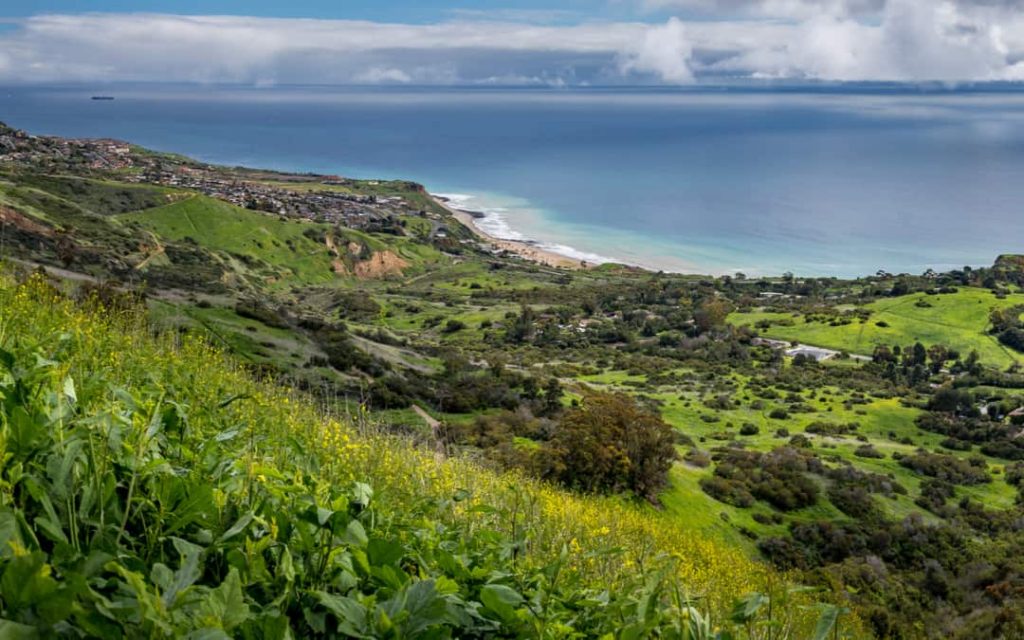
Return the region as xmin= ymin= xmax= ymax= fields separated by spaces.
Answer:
xmin=399 ymin=580 xmax=449 ymax=636
xmin=349 ymin=483 xmax=373 ymax=512
xmin=0 ymin=348 xmax=14 ymax=372
xmin=315 ymin=507 xmax=334 ymax=527
xmin=344 ymin=520 xmax=368 ymax=548
xmin=0 ymin=509 xmax=23 ymax=559
xmin=1 ymin=551 xmax=58 ymax=612
xmin=278 ymin=546 xmax=295 ymax=583
xmin=811 ymin=604 xmax=845 ymax=640
xmin=0 ymin=618 xmax=39 ymax=640
xmin=219 ymin=512 xmax=253 ymax=542
xmin=185 ymin=630 xmax=231 ymax=640
xmin=33 ymin=517 xmax=66 ymax=545
xmin=61 ymin=377 xmax=76 ymax=404
xmin=730 ymin=592 xmax=768 ymax=624
xmin=199 ymin=568 xmax=249 ymax=631
xmin=162 ymin=537 xmax=203 ymax=607
xmin=367 ymin=537 xmax=404 ymax=567
xmin=213 ymin=429 xmax=240 ymax=443
xmin=314 ymin=591 xmax=368 ymax=637
xmin=7 ymin=407 xmax=42 ymax=459
xmin=480 ymin=583 xmax=523 ymax=623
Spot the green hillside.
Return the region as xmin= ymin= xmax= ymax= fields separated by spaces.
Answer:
xmin=119 ymin=196 xmax=339 ymax=286
xmin=7 ymin=123 xmax=1024 ymax=637
xmin=0 ymin=272 xmax=836 ymax=638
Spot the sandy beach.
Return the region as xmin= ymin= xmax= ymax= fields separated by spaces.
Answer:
xmin=432 ymin=196 xmax=590 ymax=270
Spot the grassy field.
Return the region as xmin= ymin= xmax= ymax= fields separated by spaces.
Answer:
xmin=730 ymin=287 xmax=1024 ymax=366
xmin=119 ymin=195 xmax=338 ymax=285
xmin=577 ymin=366 xmax=1021 ymax=544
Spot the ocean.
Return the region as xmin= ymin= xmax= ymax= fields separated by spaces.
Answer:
xmin=3 ymin=84 xmax=1024 ymax=277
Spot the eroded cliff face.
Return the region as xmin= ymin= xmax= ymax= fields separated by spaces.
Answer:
xmin=353 ymin=249 xmax=409 ymax=279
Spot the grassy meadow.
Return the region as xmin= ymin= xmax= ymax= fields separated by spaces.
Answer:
xmin=730 ymin=287 xmax=1024 ymax=366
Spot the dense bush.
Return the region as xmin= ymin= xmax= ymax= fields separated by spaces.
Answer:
xmin=804 ymin=421 xmax=859 ymax=436
xmin=854 ymin=444 xmax=885 ymax=459
xmin=898 ymin=451 xmax=992 ymax=485
xmin=549 ymin=392 xmax=678 ymax=502
xmin=701 ymin=448 xmax=820 ymax=511
xmin=739 ymin=423 xmax=760 ymax=436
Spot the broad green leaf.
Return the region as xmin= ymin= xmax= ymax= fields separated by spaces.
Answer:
xmin=199 ymin=568 xmax=249 ymax=631
xmin=400 ymin=580 xmax=450 ymax=636
xmin=480 ymin=583 xmax=523 ymax=623
xmin=61 ymin=377 xmax=76 ymax=404
xmin=730 ymin=592 xmax=768 ymax=624
xmin=367 ymin=537 xmax=404 ymax=567
xmin=314 ymin=591 xmax=368 ymax=637
xmin=163 ymin=537 xmax=203 ymax=607
xmin=349 ymin=483 xmax=373 ymax=511
xmin=0 ymin=618 xmax=39 ymax=640
xmin=1 ymin=551 xmax=58 ymax=612
xmin=811 ymin=604 xmax=844 ymax=640
xmin=33 ymin=514 xmax=66 ymax=544
xmin=219 ymin=512 xmax=253 ymax=542
xmin=344 ymin=520 xmax=368 ymax=548
xmin=278 ymin=546 xmax=295 ymax=582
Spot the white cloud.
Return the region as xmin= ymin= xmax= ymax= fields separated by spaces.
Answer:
xmin=352 ymin=67 xmax=412 ymax=84
xmin=0 ymin=7 xmax=1023 ymax=85
xmin=619 ymin=17 xmax=694 ymax=83
xmin=700 ymin=0 xmax=1024 ymax=81
xmin=640 ymin=0 xmax=883 ymax=19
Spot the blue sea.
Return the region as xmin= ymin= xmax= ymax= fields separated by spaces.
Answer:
xmin=3 ymin=84 xmax=1024 ymax=277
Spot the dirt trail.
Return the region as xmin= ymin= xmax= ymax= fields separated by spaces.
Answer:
xmin=412 ymin=405 xmax=446 ymax=460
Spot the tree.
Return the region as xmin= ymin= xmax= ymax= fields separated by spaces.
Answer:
xmin=506 ymin=304 xmax=536 ymax=344
xmin=694 ymin=298 xmax=731 ymax=333
xmin=910 ymin=342 xmax=927 ymax=367
xmin=927 ymin=345 xmax=949 ymax=374
xmin=548 ymin=392 xmax=678 ymax=502
xmin=541 ymin=378 xmax=563 ymax=417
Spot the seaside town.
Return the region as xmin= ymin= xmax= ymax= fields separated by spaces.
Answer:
xmin=0 ymin=123 xmax=443 ymax=233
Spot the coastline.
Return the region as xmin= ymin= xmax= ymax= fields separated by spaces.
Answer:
xmin=431 ymin=195 xmax=593 ymax=270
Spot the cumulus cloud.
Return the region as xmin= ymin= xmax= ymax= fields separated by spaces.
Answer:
xmin=619 ymin=17 xmax=694 ymax=83
xmin=701 ymin=0 xmax=1024 ymax=81
xmin=641 ymin=0 xmax=884 ymax=19
xmin=0 ymin=6 xmax=1023 ymax=85
xmin=0 ymin=14 xmax=648 ymax=85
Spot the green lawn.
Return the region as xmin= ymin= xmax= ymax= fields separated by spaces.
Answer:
xmin=731 ymin=288 xmax=1024 ymax=366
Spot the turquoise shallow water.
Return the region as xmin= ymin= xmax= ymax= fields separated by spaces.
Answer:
xmin=3 ymin=84 xmax=1024 ymax=277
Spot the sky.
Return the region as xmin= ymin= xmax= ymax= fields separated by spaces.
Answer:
xmin=3 ymin=1 xmax=1024 ymax=85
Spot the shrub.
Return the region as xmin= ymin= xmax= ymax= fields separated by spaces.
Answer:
xmin=702 ymin=448 xmax=819 ymax=511
xmin=898 ymin=451 xmax=992 ymax=485
xmin=549 ymin=392 xmax=678 ymax=502
xmin=442 ymin=318 xmax=466 ymax=333
xmin=805 ymin=421 xmax=859 ymax=436
xmin=740 ymin=423 xmax=760 ymax=436
xmin=854 ymin=444 xmax=885 ymax=459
